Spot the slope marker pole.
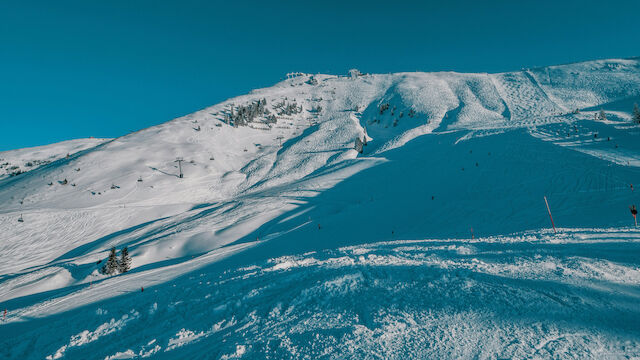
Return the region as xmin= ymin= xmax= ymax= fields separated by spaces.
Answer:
xmin=544 ymin=196 xmax=556 ymax=233
xmin=175 ymin=158 xmax=184 ymax=178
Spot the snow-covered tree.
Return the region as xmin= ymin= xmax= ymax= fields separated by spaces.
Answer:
xmin=633 ymin=103 xmax=640 ymax=124
xmin=274 ymin=100 xmax=302 ymax=116
xmin=354 ymin=138 xmax=364 ymax=153
xmin=309 ymin=105 xmax=322 ymax=113
xmin=102 ymin=247 xmax=119 ymax=275
xmin=225 ymin=99 xmax=270 ymax=127
xmin=598 ymin=109 xmax=607 ymax=121
xmin=265 ymin=114 xmax=277 ymax=124
xmin=119 ymin=246 xmax=131 ymax=273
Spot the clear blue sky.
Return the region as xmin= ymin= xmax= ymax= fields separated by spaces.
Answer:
xmin=1 ymin=0 xmax=639 ymax=150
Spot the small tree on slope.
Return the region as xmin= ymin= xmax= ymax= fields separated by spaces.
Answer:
xmin=102 ymin=247 xmax=119 ymax=275
xmin=354 ymin=138 xmax=364 ymax=154
xmin=119 ymin=246 xmax=131 ymax=273
xmin=598 ymin=109 xmax=607 ymax=121
xmin=633 ymin=103 xmax=640 ymax=124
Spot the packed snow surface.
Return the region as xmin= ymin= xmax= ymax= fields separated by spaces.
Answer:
xmin=0 ymin=138 xmax=109 ymax=179
xmin=2 ymin=58 xmax=640 ymax=359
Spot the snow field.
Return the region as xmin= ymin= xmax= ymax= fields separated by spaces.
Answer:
xmin=1 ymin=58 xmax=640 ymax=358
xmin=2 ymin=228 xmax=639 ymax=359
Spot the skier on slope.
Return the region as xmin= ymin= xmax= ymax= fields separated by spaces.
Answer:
xmin=630 ymin=205 xmax=638 ymax=227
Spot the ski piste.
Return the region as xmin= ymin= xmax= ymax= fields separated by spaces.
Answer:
xmin=2 ymin=57 xmax=640 ymax=359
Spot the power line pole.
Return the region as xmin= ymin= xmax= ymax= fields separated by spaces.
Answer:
xmin=175 ymin=157 xmax=184 ymax=178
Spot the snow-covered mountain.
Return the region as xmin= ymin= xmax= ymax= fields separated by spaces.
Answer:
xmin=0 ymin=138 xmax=109 ymax=179
xmin=2 ymin=58 xmax=640 ymax=359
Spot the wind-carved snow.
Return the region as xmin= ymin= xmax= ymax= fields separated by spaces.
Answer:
xmin=46 ymin=310 xmax=139 ymax=360
xmin=165 ymin=328 xmax=207 ymax=351
xmin=6 ymin=228 xmax=638 ymax=359
xmin=2 ymin=58 xmax=640 ymax=359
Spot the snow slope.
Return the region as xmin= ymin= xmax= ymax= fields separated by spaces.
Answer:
xmin=5 ymin=228 xmax=640 ymax=359
xmin=1 ymin=57 xmax=640 ymax=359
xmin=0 ymin=138 xmax=109 ymax=179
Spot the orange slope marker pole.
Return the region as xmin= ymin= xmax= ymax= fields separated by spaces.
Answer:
xmin=544 ymin=196 xmax=556 ymax=233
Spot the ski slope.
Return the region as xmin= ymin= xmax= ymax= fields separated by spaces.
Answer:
xmin=5 ymin=228 xmax=640 ymax=359
xmin=0 ymin=138 xmax=109 ymax=180
xmin=1 ymin=57 xmax=640 ymax=359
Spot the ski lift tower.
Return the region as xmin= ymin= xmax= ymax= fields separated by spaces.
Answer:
xmin=175 ymin=157 xmax=184 ymax=178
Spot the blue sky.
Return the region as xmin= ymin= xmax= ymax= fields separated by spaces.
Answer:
xmin=1 ymin=0 xmax=639 ymax=150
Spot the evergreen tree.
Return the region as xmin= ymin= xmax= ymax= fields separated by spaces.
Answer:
xmin=633 ymin=103 xmax=640 ymax=124
xmin=102 ymin=247 xmax=119 ymax=275
xmin=119 ymin=246 xmax=132 ymax=273
xmin=598 ymin=109 xmax=607 ymax=121
xmin=354 ymin=138 xmax=364 ymax=153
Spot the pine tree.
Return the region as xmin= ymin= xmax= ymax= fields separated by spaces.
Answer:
xmin=633 ymin=103 xmax=640 ymax=124
xmin=354 ymin=138 xmax=364 ymax=153
xmin=598 ymin=109 xmax=607 ymax=121
xmin=102 ymin=247 xmax=119 ymax=275
xmin=119 ymin=246 xmax=131 ymax=273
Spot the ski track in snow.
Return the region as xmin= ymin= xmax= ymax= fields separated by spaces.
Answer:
xmin=2 ymin=228 xmax=640 ymax=359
